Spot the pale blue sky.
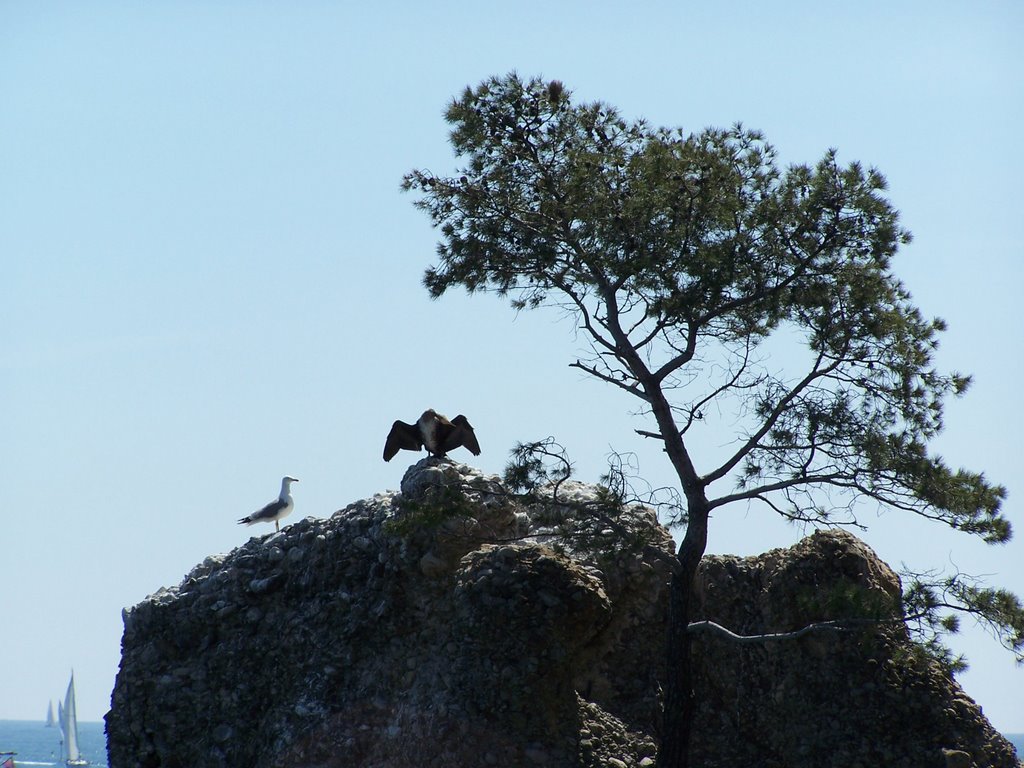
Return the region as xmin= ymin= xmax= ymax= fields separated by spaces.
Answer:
xmin=2 ymin=2 xmax=1022 ymax=731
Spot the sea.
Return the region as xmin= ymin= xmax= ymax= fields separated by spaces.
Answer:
xmin=0 ymin=719 xmax=1020 ymax=766
xmin=0 ymin=721 xmax=107 ymax=767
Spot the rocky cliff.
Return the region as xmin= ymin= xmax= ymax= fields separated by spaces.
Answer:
xmin=106 ymin=460 xmax=1019 ymax=768
xmin=689 ymin=533 xmax=1018 ymax=768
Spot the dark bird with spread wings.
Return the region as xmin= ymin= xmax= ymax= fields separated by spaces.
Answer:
xmin=238 ymin=475 xmax=298 ymax=532
xmin=383 ymin=409 xmax=481 ymax=462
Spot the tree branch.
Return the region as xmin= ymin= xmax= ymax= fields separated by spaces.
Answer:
xmin=688 ymin=617 xmax=891 ymax=644
xmin=651 ymin=322 xmax=700 ymax=383
xmin=570 ymin=360 xmax=652 ymax=401
xmin=702 ymin=351 xmax=843 ymax=486
xmin=707 ymin=472 xmax=845 ymax=511
xmin=636 ymin=429 xmax=665 ymax=440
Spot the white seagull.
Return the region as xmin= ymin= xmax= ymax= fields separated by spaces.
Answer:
xmin=238 ymin=476 xmax=298 ymax=532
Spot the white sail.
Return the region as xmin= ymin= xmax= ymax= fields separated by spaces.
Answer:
xmin=58 ymin=699 xmax=65 ymax=749
xmin=61 ymin=671 xmax=88 ymax=765
xmin=46 ymin=699 xmax=56 ymax=727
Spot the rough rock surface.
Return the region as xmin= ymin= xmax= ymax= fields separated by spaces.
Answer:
xmin=107 ymin=460 xmax=672 ymax=767
xmin=689 ymin=530 xmax=1020 ymax=768
xmin=106 ymin=460 xmax=1019 ymax=767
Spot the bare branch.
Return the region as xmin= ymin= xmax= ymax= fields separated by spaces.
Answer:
xmin=570 ymin=360 xmax=652 ymax=401
xmin=636 ymin=429 xmax=665 ymax=440
xmin=651 ymin=322 xmax=699 ymax=382
xmin=689 ymin=617 xmax=892 ymax=644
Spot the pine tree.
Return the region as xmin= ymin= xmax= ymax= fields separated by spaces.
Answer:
xmin=403 ymin=73 xmax=1022 ymax=768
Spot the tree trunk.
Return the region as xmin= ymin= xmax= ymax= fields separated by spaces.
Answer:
xmin=610 ymin=325 xmax=710 ymax=767
xmin=657 ymin=504 xmax=709 ymax=768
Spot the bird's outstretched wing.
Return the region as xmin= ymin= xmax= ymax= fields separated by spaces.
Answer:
xmin=383 ymin=419 xmax=422 ymax=461
xmin=445 ymin=414 xmax=481 ymax=456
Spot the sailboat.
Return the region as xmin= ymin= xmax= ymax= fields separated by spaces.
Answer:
xmin=46 ymin=700 xmax=56 ymax=727
xmin=57 ymin=672 xmax=89 ymax=767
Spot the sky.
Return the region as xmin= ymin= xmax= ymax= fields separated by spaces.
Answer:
xmin=2 ymin=1 xmax=1022 ymax=733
